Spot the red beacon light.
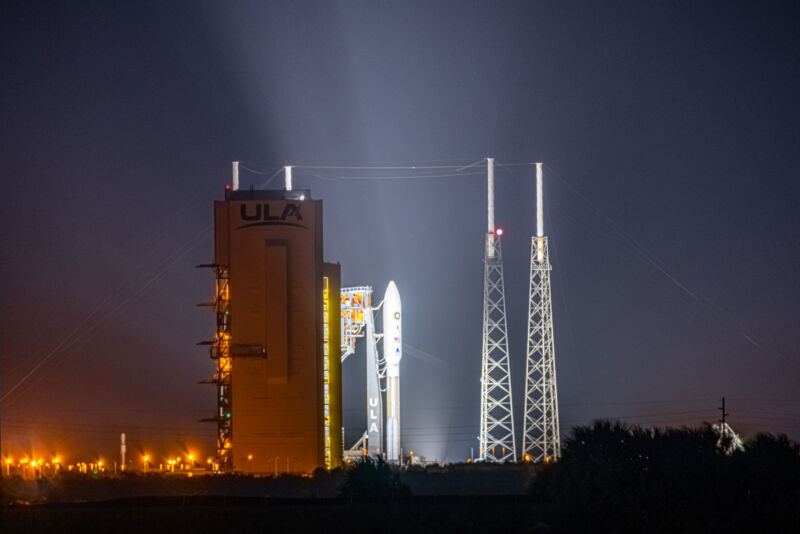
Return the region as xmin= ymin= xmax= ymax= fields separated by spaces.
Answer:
xmin=495 ymin=228 xmax=503 ymax=236
xmin=225 ymin=184 xmax=231 ymax=190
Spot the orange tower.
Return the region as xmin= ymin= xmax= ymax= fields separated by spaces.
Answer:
xmin=201 ymin=186 xmax=342 ymax=474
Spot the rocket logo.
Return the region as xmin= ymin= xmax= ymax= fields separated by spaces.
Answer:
xmin=368 ymin=397 xmax=380 ymax=433
xmin=237 ymin=203 xmax=307 ymax=229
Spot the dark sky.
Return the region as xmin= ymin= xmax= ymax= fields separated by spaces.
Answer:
xmin=2 ymin=1 xmax=798 ymax=464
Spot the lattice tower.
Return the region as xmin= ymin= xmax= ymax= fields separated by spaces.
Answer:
xmin=479 ymin=233 xmax=516 ymax=462
xmin=522 ymin=163 xmax=561 ymax=462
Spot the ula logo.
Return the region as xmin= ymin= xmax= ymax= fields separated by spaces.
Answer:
xmin=237 ymin=203 xmax=306 ymax=230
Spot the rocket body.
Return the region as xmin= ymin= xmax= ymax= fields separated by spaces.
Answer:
xmin=383 ymin=281 xmax=402 ymax=461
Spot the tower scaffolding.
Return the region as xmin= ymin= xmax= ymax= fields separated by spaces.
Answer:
xmin=522 ymin=163 xmax=561 ymax=462
xmin=340 ymin=287 xmax=384 ymax=456
xmin=479 ymin=157 xmax=516 ymax=462
xmin=197 ymin=263 xmax=233 ymax=472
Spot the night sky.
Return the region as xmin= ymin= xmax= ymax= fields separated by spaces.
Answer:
xmin=2 ymin=1 xmax=798 ymax=464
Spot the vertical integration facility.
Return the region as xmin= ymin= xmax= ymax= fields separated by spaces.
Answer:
xmin=201 ymin=170 xmax=343 ymax=474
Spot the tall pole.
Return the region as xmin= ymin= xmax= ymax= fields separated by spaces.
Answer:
xmin=479 ymin=157 xmax=516 ymax=462
xmin=536 ymin=162 xmax=544 ymax=263
xmin=487 ymin=157 xmax=495 ymax=234
xmin=522 ymin=162 xmax=561 ymax=462
xmin=487 ymin=158 xmax=496 ymax=259
xmin=285 ymin=165 xmax=293 ymax=191
xmin=718 ymin=396 xmax=729 ymax=440
xmin=0 ymin=324 xmax=4 ymax=501
xmin=232 ymin=161 xmax=239 ymax=191
xmin=536 ymin=163 xmax=543 ymax=237
xmin=120 ymin=433 xmax=126 ymax=472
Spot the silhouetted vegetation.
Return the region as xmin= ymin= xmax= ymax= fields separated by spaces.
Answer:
xmin=339 ymin=457 xmax=410 ymax=503
xmin=2 ymin=422 xmax=798 ymax=531
xmin=530 ymin=420 xmax=800 ymax=532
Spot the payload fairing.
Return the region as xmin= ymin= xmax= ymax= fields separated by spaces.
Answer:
xmin=383 ymin=281 xmax=402 ymax=461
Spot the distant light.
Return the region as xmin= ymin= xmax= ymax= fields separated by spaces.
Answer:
xmin=226 ymin=413 xmax=231 ymax=418
xmin=226 ymin=185 xmax=230 ymax=190
xmin=299 ymin=195 xmax=305 ymax=201
xmin=495 ymin=228 xmax=503 ymax=236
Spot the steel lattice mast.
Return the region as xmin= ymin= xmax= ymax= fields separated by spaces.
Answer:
xmin=522 ymin=163 xmax=561 ymax=462
xmin=479 ymin=157 xmax=516 ymax=462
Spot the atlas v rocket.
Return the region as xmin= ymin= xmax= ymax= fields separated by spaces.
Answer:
xmin=383 ymin=281 xmax=402 ymax=462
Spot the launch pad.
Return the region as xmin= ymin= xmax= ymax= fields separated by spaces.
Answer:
xmin=198 ymin=158 xmax=561 ymax=472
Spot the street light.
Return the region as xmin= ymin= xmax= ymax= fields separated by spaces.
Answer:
xmin=143 ymin=455 xmax=149 ymax=473
xmin=247 ymin=454 xmax=253 ymax=473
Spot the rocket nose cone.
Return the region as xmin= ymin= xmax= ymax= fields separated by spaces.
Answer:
xmin=384 ymin=280 xmax=400 ymax=302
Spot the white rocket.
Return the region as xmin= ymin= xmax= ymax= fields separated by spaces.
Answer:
xmin=383 ymin=281 xmax=402 ymax=462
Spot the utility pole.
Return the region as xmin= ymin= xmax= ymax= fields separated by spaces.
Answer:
xmin=0 ymin=320 xmax=5 ymax=506
xmin=718 ymin=396 xmax=729 ymax=439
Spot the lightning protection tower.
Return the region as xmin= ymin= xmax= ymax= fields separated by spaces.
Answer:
xmin=479 ymin=157 xmax=516 ymax=462
xmin=522 ymin=163 xmax=561 ymax=462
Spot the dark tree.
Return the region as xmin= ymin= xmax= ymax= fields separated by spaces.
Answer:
xmin=531 ymin=420 xmax=800 ymax=533
xmin=339 ymin=457 xmax=409 ymax=503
